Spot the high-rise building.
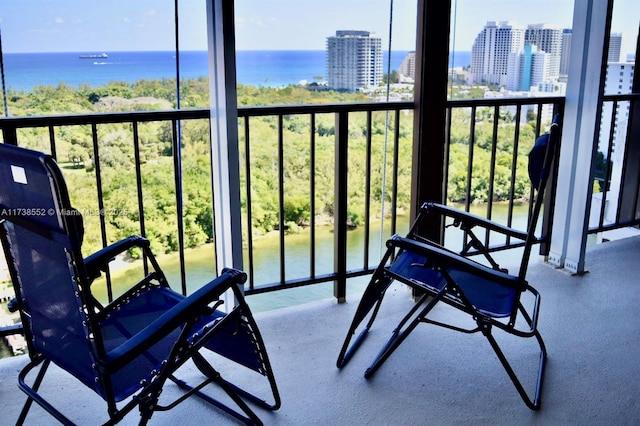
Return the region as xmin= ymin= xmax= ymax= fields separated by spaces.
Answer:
xmin=598 ymin=61 xmax=635 ymax=223
xmin=525 ymin=23 xmax=562 ymax=79
xmin=506 ymin=44 xmax=551 ymax=91
xmin=471 ymin=21 xmax=525 ymax=86
xmin=399 ymin=52 xmax=416 ymax=82
xmin=326 ymin=30 xmax=382 ymax=92
xmin=560 ymin=29 xmax=572 ymax=76
xmin=608 ymin=33 xmax=623 ymax=63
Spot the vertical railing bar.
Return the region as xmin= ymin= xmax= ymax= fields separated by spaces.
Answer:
xmin=529 ymin=104 xmax=543 ymax=228
xmin=600 ymin=100 xmax=617 ymax=230
xmin=486 ymin=104 xmax=500 ymax=246
xmin=630 ymin=99 xmax=640 ymax=225
xmin=442 ymin=107 xmax=452 ymax=243
xmin=364 ymin=110 xmax=373 ymax=269
xmin=507 ymin=104 xmax=522 ymax=246
xmin=334 ymin=110 xmax=348 ymax=302
xmin=170 ymin=119 xmax=187 ymax=295
xmin=463 ymin=106 xmax=477 ymax=249
xmin=1 ymin=124 xmax=18 ymax=146
xmin=90 ymin=122 xmax=112 ymax=302
xmin=465 ymin=106 xmax=476 ymax=213
xmin=628 ymin=99 xmax=640 ymax=223
xmin=278 ymin=114 xmax=286 ymax=285
xmin=539 ymin=101 xmax=564 ymax=255
xmin=48 ymin=126 xmax=57 ymax=160
xmin=391 ymin=109 xmax=400 ymax=237
xmin=310 ymin=113 xmax=317 ymax=278
xmin=618 ymin=99 xmax=639 ymax=225
xmin=205 ymin=114 xmax=218 ymax=278
xmin=243 ymin=116 xmax=255 ymax=290
xmin=131 ymin=121 xmax=148 ymax=277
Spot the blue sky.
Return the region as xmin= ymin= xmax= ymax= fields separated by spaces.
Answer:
xmin=0 ymin=0 xmax=637 ymax=56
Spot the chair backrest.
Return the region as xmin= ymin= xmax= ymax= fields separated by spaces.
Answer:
xmin=0 ymin=143 xmax=100 ymax=388
xmin=518 ymin=113 xmax=562 ymax=280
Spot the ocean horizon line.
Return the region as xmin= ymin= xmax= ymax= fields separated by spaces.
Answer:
xmin=1 ymin=50 xmax=472 ymax=92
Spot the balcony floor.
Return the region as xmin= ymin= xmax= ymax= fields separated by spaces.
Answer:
xmin=1 ymin=235 xmax=640 ymax=425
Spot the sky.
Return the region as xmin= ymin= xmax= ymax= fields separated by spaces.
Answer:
xmin=0 ymin=0 xmax=638 ymax=57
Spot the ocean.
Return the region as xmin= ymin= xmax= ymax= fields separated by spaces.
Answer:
xmin=1 ymin=50 xmax=472 ymax=92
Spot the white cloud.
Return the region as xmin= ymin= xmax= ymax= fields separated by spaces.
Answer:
xmin=123 ymin=17 xmax=131 ymax=24
xmin=55 ymin=17 xmax=64 ymax=24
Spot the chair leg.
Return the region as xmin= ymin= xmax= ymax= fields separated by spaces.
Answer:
xmin=16 ymin=358 xmax=48 ymax=426
xmin=336 ymin=273 xmax=394 ymax=368
xmin=185 ymin=352 xmax=265 ymax=426
xmin=482 ymin=323 xmax=547 ymax=410
xmin=364 ymin=288 xmax=445 ymax=379
xmin=17 ymin=358 xmax=75 ymax=426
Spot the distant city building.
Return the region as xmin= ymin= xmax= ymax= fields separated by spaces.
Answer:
xmin=598 ymin=61 xmax=635 ymax=224
xmin=471 ymin=21 xmax=525 ymax=86
xmin=601 ymin=61 xmax=635 ymax=150
xmin=506 ymin=44 xmax=551 ymax=91
xmin=560 ymin=30 xmax=623 ymax=75
xmin=398 ymin=51 xmax=416 ymax=82
xmin=326 ymin=30 xmax=383 ymax=92
xmin=608 ymin=33 xmax=623 ymax=63
xmin=560 ymin=28 xmax=572 ymax=76
xmin=525 ymin=23 xmax=562 ymax=79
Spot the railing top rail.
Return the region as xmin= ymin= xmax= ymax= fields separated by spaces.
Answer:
xmin=602 ymin=92 xmax=640 ymax=102
xmin=0 ymin=96 xmax=579 ymax=130
xmin=0 ymin=101 xmax=416 ymax=129
xmin=237 ymin=101 xmax=414 ymax=117
xmin=447 ymin=96 xmax=565 ymax=108
xmin=0 ymin=108 xmax=210 ymax=128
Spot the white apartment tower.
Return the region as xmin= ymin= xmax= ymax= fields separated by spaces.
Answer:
xmin=525 ymin=23 xmax=562 ymax=79
xmin=560 ymin=29 xmax=572 ymax=76
xmin=326 ymin=30 xmax=383 ymax=92
xmin=597 ymin=61 xmax=635 ymax=224
xmin=608 ymin=33 xmax=623 ymax=63
xmin=471 ymin=21 xmax=525 ymax=86
xmin=601 ymin=62 xmax=635 ymax=152
xmin=399 ymin=51 xmax=416 ymax=82
xmin=506 ymin=44 xmax=551 ymax=91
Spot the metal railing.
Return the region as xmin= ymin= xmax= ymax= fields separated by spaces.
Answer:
xmin=1 ymin=97 xmax=564 ymax=309
xmin=443 ymin=96 xmax=564 ymax=257
xmin=588 ymin=93 xmax=640 ymax=235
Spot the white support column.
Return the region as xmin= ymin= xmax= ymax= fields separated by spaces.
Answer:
xmin=206 ymin=0 xmax=243 ymax=275
xmin=548 ymin=0 xmax=612 ymax=274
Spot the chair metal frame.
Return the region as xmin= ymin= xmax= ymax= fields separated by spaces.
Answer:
xmin=0 ymin=143 xmax=280 ymax=425
xmin=337 ymin=116 xmax=561 ymax=410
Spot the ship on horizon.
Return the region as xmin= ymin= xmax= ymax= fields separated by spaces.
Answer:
xmin=79 ymin=53 xmax=108 ymax=59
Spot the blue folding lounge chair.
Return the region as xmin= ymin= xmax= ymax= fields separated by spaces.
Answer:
xmin=0 ymin=143 xmax=280 ymax=425
xmin=337 ymin=114 xmax=562 ymax=410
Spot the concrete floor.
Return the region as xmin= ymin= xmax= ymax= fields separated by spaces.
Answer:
xmin=1 ymin=235 xmax=639 ymax=425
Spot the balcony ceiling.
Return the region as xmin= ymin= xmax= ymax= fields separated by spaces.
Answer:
xmin=1 ymin=235 xmax=639 ymax=425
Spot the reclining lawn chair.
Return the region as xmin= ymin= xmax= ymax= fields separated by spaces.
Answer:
xmin=0 ymin=143 xmax=280 ymax=425
xmin=337 ymin=114 xmax=562 ymax=410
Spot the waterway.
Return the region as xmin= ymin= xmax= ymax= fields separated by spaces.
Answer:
xmin=91 ymin=202 xmax=535 ymax=313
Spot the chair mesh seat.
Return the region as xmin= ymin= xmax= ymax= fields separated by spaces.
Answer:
xmin=389 ymin=250 xmax=518 ymax=318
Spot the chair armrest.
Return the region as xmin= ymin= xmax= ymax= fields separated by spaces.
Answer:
xmin=423 ymin=202 xmax=529 ymax=241
xmin=100 ymin=268 xmax=247 ymax=373
xmin=84 ymin=235 xmax=150 ymax=282
xmin=388 ymin=235 xmax=525 ymax=291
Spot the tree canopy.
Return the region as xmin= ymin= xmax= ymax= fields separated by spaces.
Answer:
xmin=4 ymin=79 xmax=545 ymax=258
